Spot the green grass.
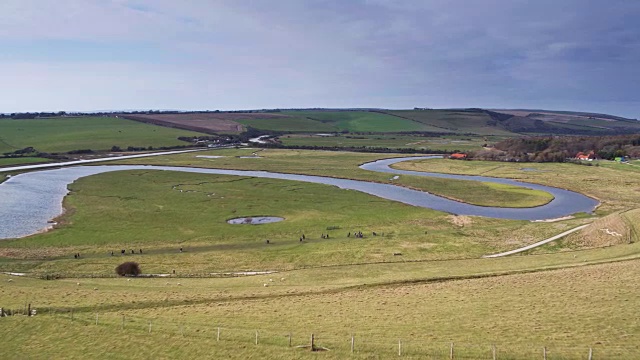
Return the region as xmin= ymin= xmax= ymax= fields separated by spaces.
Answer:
xmin=398 ymin=176 xmax=554 ymax=208
xmin=0 ymin=167 xmax=569 ymax=275
xmin=0 ymin=116 xmax=207 ymax=153
xmin=114 ymin=148 xmax=553 ymax=208
xmin=2 ymin=253 xmax=640 ymax=359
xmin=0 ymin=156 xmax=52 ymax=167
xmin=383 ymin=110 xmax=518 ymax=136
xmin=279 ymin=134 xmax=495 ymax=152
xmin=393 ymin=157 xmax=640 ymax=215
xmin=2 ymin=148 xmax=640 ymax=359
xmin=281 ymin=111 xmax=430 ymax=132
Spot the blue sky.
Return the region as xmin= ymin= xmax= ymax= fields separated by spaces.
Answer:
xmin=1 ymin=0 xmax=639 ymax=118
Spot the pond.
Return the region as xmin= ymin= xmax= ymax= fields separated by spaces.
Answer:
xmin=227 ymin=217 xmax=284 ymax=225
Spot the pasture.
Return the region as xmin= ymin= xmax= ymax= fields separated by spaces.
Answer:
xmin=382 ymin=110 xmax=517 ymax=136
xmin=2 ymin=148 xmax=640 ymax=359
xmin=281 ymin=110 xmax=434 ymax=132
xmin=114 ymin=148 xmax=554 ymax=208
xmin=392 ymin=158 xmax=640 ymax=214
xmin=0 ymin=156 xmax=52 ymax=167
xmin=0 ymin=116 xmax=207 ymax=153
xmin=278 ymin=133 xmax=500 ymax=152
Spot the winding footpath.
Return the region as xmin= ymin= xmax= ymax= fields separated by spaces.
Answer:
xmin=0 ymin=154 xmax=598 ymax=239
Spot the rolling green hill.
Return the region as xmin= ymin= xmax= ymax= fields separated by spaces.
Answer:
xmin=280 ymin=110 xmax=433 ymax=132
xmin=0 ymin=116 xmax=207 ymax=154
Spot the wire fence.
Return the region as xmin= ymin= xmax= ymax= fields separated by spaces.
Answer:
xmin=13 ymin=307 xmax=632 ymax=359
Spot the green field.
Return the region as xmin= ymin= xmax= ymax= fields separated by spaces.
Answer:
xmin=0 ymin=167 xmax=562 ymax=274
xmin=392 ymin=157 xmax=640 ymax=214
xmin=279 ymin=110 xmax=434 ymax=132
xmin=3 ymin=148 xmax=640 ymax=359
xmin=113 ymin=148 xmax=553 ymax=208
xmin=279 ymin=133 xmax=500 ymax=152
xmin=0 ymin=156 xmax=52 ymax=167
xmin=0 ymin=116 xmax=207 ymax=153
xmin=383 ymin=110 xmax=518 ymax=136
xmin=232 ymin=110 xmax=438 ymax=133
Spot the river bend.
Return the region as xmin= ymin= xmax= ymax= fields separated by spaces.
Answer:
xmin=0 ymin=158 xmax=598 ymax=239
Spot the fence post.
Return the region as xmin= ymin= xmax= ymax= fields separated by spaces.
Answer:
xmin=543 ymin=346 xmax=547 ymax=360
xmin=255 ymin=331 xmax=259 ymax=345
xmin=28 ymin=303 xmax=31 ymax=317
xmin=95 ymin=313 xmax=98 ymax=326
xmin=588 ymin=347 xmax=593 ymax=360
xmin=71 ymin=309 xmax=74 ymax=322
xmin=148 ymin=321 xmax=152 ymax=334
xmin=288 ymin=333 xmax=292 ymax=347
xmin=398 ymin=340 xmax=402 ymax=356
xmin=217 ymin=327 xmax=220 ymax=341
xmin=492 ymin=344 xmax=496 ymax=360
xmin=450 ymin=342 xmax=454 ymax=360
xmin=180 ymin=325 xmax=184 ymax=337
xmin=351 ymin=335 xmax=355 ymax=353
xmin=310 ymin=333 xmax=315 ymax=351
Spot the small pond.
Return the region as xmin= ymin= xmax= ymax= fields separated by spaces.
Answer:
xmin=227 ymin=216 xmax=284 ymax=225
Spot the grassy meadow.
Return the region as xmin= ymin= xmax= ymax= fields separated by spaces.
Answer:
xmin=0 ymin=156 xmax=52 ymax=167
xmin=280 ymin=110 xmax=433 ymax=132
xmin=2 ymin=148 xmax=640 ymax=359
xmin=113 ymin=148 xmax=553 ymax=208
xmin=382 ymin=110 xmax=517 ymax=136
xmin=278 ymin=133 xmax=501 ymax=152
xmin=393 ymin=157 xmax=640 ymax=215
xmin=0 ymin=166 xmax=569 ymax=275
xmin=0 ymin=116 xmax=207 ymax=153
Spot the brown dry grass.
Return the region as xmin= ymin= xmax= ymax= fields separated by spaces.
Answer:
xmin=564 ymin=212 xmax=631 ymax=248
xmin=120 ymin=113 xmax=292 ymax=133
xmin=447 ymin=215 xmax=473 ymax=227
xmin=494 ymin=110 xmax=616 ymax=122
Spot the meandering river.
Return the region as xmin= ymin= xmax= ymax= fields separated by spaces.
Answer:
xmin=0 ymin=157 xmax=598 ymax=239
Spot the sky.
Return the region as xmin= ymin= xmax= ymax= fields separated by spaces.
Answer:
xmin=1 ymin=0 xmax=639 ymax=118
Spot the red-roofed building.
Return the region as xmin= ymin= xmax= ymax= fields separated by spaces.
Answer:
xmin=449 ymin=153 xmax=467 ymax=159
xmin=576 ymin=151 xmax=596 ymax=161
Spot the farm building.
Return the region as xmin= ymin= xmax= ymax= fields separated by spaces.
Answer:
xmin=576 ymin=151 xmax=596 ymax=161
xmin=449 ymin=153 xmax=467 ymax=159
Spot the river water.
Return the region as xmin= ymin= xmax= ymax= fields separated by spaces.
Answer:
xmin=0 ymin=157 xmax=598 ymax=239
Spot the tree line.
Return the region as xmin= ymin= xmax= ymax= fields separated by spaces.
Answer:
xmin=470 ymin=134 xmax=640 ymax=162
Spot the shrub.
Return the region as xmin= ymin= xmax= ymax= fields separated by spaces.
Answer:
xmin=115 ymin=262 xmax=141 ymax=276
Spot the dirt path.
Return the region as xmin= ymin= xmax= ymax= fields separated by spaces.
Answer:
xmin=483 ymin=224 xmax=590 ymax=258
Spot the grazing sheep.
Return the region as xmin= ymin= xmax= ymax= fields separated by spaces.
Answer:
xmin=263 ymin=283 xmax=268 ymax=287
